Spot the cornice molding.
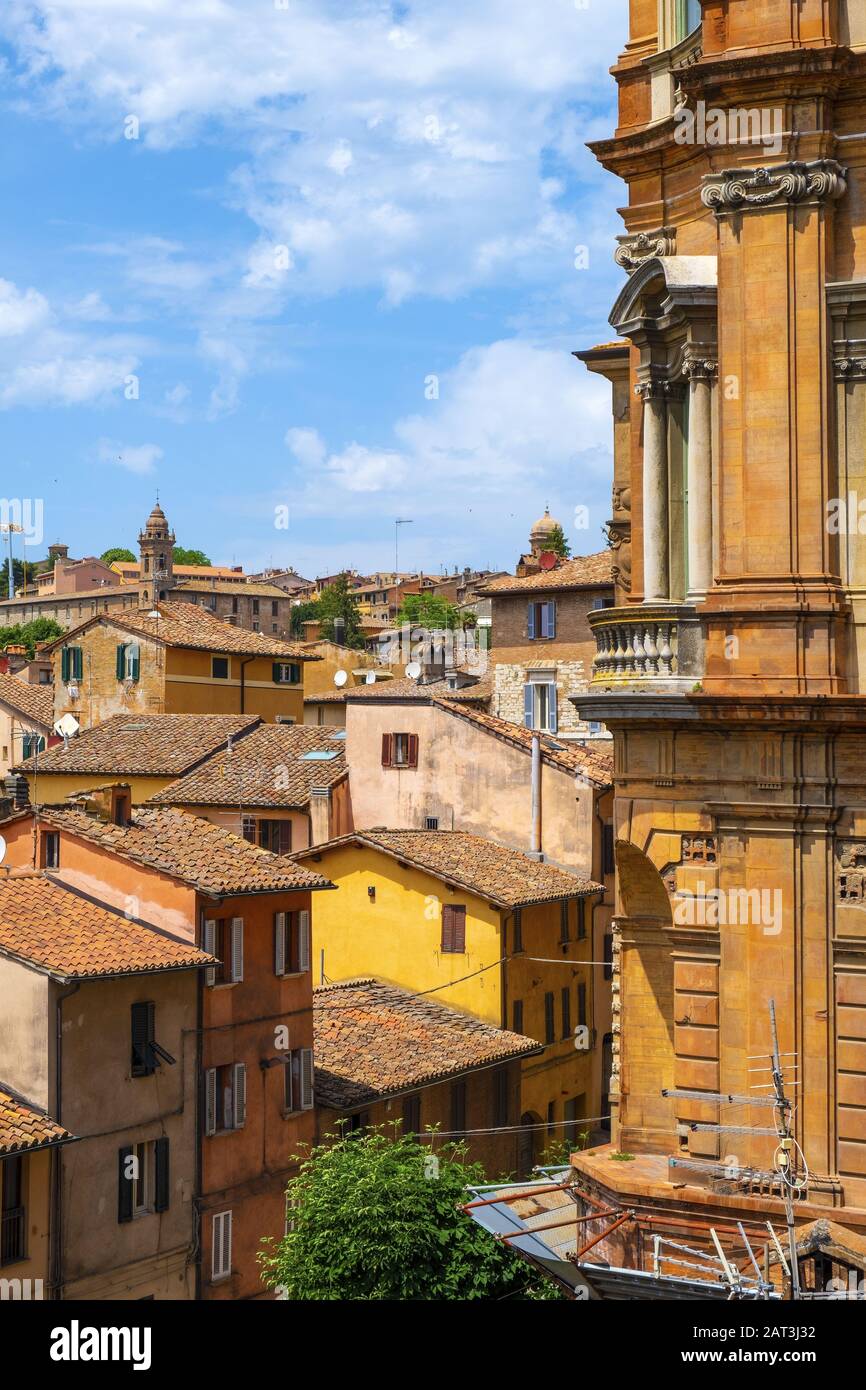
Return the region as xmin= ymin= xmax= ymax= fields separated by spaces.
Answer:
xmin=701 ymin=159 xmax=847 ymax=215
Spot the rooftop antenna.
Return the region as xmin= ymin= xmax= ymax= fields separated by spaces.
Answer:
xmin=395 ymin=518 xmax=413 ymax=575
xmin=663 ymin=998 xmax=803 ymax=1298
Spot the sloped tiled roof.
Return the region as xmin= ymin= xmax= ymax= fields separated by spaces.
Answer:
xmin=16 ymin=713 xmax=260 ymax=777
xmin=296 ymin=830 xmax=601 ymax=908
xmin=0 ymin=672 xmax=53 ymax=728
xmin=480 ymin=550 xmax=614 ymax=594
xmin=150 ymin=723 xmax=347 ymax=809
xmin=43 ymin=600 xmax=313 ymax=659
xmin=0 ymin=1085 xmax=73 ymax=1155
xmin=436 ymin=702 xmax=613 ymax=786
xmin=0 ymin=874 xmax=215 ymax=981
xmin=41 ymin=805 xmax=333 ymax=896
xmin=173 ymin=578 xmax=290 ymax=598
xmin=314 ymin=978 xmax=542 ymax=1108
xmin=303 ymin=689 xmax=348 ymax=705
xmin=343 ymin=673 xmax=490 ymax=702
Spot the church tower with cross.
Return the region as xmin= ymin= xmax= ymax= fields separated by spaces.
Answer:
xmin=138 ymin=498 xmax=176 ymax=606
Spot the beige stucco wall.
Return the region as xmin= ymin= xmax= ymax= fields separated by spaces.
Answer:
xmin=55 ymin=971 xmax=198 ymax=1300
xmin=0 ymin=956 xmax=52 ymax=1110
xmin=345 ymin=699 xmax=597 ymax=877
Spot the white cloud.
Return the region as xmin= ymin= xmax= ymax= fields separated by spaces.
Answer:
xmin=0 ymin=276 xmax=140 ymax=409
xmin=1 ymin=0 xmax=625 ymax=304
xmin=0 ymin=279 xmax=51 ymax=337
xmin=285 ymin=336 xmax=612 ymax=562
xmin=97 ymin=438 xmax=163 ymax=474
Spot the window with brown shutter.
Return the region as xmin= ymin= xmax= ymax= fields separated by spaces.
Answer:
xmin=544 ymin=992 xmax=555 ymax=1044
xmin=441 ymin=904 xmax=466 ymax=954
xmin=381 ymin=733 xmax=393 ymax=767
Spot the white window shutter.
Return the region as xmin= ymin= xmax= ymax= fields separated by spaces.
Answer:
xmin=284 ymin=1058 xmax=293 ymax=1113
xmin=205 ymin=1068 xmax=217 ymax=1136
xmin=274 ymin=913 xmax=286 ymax=976
xmin=203 ymin=919 xmax=216 ymax=987
xmin=231 ymin=918 xmax=244 ymax=982
xmin=213 ymin=1210 xmax=232 ymax=1280
xmin=233 ymin=1062 xmax=247 ymax=1129
xmin=300 ymin=1047 xmax=314 ymax=1110
xmin=298 ymin=911 xmax=311 ymax=972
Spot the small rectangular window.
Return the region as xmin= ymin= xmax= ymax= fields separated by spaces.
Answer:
xmin=402 ymin=1092 xmax=421 ymax=1136
xmin=274 ymin=910 xmax=311 ymax=976
xmin=203 ymin=918 xmax=243 ymax=985
xmin=544 ymin=992 xmax=555 ymax=1044
xmin=512 ymin=909 xmax=523 ymax=953
xmin=441 ymin=904 xmax=466 ymax=954
xmin=424 ymin=816 xmax=439 ymax=830
xmin=212 ymin=1211 xmax=232 ymax=1281
xmin=212 ymin=656 xmax=230 ymax=680
xmin=273 ymin=662 xmax=301 ymax=684
xmin=391 ymin=732 xmax=418 ymax=768
xmin=450 ymin=1080 xmax=466 ymax=1136
xmin=283 ymin=1048 xmax=315 ymax=1113
xmin=205 ymin=1062 xmax=247 ymax=1134
xmin=42 ymin=832 xmax=60 ymax=870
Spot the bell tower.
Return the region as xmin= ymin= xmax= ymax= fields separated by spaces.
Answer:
xmin=138 ymin=498 xmax=176 ymax=607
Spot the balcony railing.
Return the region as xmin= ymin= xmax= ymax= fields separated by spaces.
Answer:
xmin=1 ymin=1206 xmax=26 ymax=1265
xmin=587 ymin=605 xmax=704 ymax=688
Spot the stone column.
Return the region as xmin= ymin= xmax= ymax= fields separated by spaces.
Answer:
xmin=637 ymin=381 xmax=669 ymax=602
xmin=684 ymin=351 xmax=717 ymax=600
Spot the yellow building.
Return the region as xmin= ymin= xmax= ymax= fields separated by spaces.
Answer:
xmin=0 ymin=1086 xmax=74 ymax=1299
xmin=13 ymin=712 xmax=263 ymax=806
xmin=295 ymin=830 xmax=604 ymax=1170
xmin=42 ymin=600 xmax=317 ymax=729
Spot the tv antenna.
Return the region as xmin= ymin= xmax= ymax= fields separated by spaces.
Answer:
xmin=662 ymin=998 xmax=804 ymax=1298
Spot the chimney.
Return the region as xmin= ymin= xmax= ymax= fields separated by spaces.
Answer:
xmin=333 ymin=616 xmax=346 ymax=646
xmin=309 ymin=786 xmax=331 ymax=845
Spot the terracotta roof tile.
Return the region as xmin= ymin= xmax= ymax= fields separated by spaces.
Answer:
xmin=313 ymin=979 xmax=542 ymax=1108
xmin=0 ymin=1085 xmax=73 ymax=1155
xmin=303 ymin=689 xmax=348 ymax=704
xmin=480 ymin=550 xmax=614 ymax=594
xmin=435 ymin=702 xmax=613 ymax=785
xmin=343 ymin=673 xmax=490 ymax=702
xmin=296 ymin=830 xmax=602 ymax=908
xmin=0 ymin=875 xmax=215 ymax=980
xmin=16 ymin=713 xmax=260 ymax=777
xmin=150 ymin=723 xmax=347 ymax=809
xmin=44 ymin=600 xmax=314 ymax=659
xmin=42 ymin=805 xmax=333 ymax=896
xmin=173 ymin=578 xmax=292 ymax=598
xmin=0 ymin=673 xmax=53 ymax=728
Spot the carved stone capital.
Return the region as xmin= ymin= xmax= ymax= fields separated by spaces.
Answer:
xmin=701 ymin=159 xmax=847 ymax=215
xmin=614 ymin=225 xmax=676 ymax=272
xmin=634 ymin=378 xmax=683 ymax=401
xmin=683 ymin=350 xmax=718 ymax=382
xmin=835 ymin=354 xmax=866 ymax=381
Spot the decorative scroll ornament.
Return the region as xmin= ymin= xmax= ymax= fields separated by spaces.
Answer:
xmin=835 ymin=354 xmax=866 ymax=381
xmin=682 ymin=350 xmax=718 ymax=382
xmin=701 ymin=159 xmax=847 ymax=213
xmin=614 ymin=225 xmax=676 ymax=272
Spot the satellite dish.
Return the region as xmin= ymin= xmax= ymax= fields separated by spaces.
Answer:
xmin=54 ymin=713 xmax=80 ymax=738
xmin=333 ymin=669 xmax=348 ymax=688
xmin=538 ymin=551 xmax=558 ymax=570
xmin=0 ymin=835 xmax=6 ymax=865
xmin=405 ymin=661 xmax=421 ymax=680
xmin=365 ymin=671 xmax=377 ymax=685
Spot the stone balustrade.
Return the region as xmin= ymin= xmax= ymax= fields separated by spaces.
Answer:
xmin=588 ymin=605 xmax=704 ymax=686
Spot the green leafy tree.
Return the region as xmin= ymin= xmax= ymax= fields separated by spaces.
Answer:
xmin=545 ymin=524 xmax=571 ymax=559
xmin=396 ymin=592 xmax=462 ymax=631
xmin=289 ymin=598 xmax=321 ymax=639
xmin=0 ymin=617 xmax=64 ymax=657
xmin=259 ymin=1128 xmax=553 ymax=1300
xmin=316 ymin=573 xmax=364 ymax=648
xmin=100 ymin=547 xmax=136 ymax=565
xmin=173 ymin=547 xmax=212 ymax=566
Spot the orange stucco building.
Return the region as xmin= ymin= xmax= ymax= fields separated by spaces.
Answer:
xmin=2 ymin=790 xmax=334 ymax=1299
xmin=569 ymin=0 xmax=866 ymax=1263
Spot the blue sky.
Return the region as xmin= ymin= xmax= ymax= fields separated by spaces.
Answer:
xmin=0 ymin=0 xmax=629 ymax=579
